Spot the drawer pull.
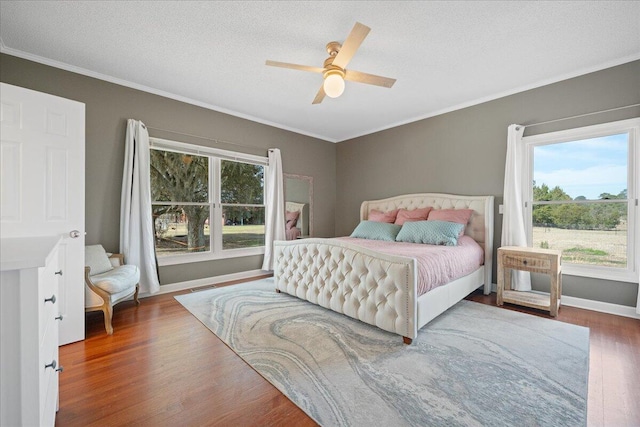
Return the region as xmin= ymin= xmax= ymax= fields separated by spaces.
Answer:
xmin=55 ymin=315 xmax=63 ymax=321
xmin=55 ymin=270 xmax=63 ymax=276
xmin=44 ymin=295 xmax=56 ymax=304
xmin=45 ymin=360 xmax=57 ymax=370
xmin=522 ymin=260 xmax=528 ymax=265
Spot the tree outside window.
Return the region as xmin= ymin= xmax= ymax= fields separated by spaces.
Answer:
xmin=221 ymin=160 xmax=265 ymax=249
xmin=150 ymin=146 xmax=265 ymax=258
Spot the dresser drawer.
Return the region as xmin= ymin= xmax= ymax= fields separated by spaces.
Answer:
xmin=502 ymin=254 xmax=551 ymax=271
xmin=38 ymin=244 xmax=61 ymax=425
xmin=39 ymin=248 xmax=59 ymax=342
xmin=41 ymin=367 xmax=59 ymax=427
xmin=0 ymin=236 xmax=62 ymax=427
xmin=39 ymin=317 xmax=59 ymax=420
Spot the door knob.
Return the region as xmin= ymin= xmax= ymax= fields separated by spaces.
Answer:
xmin=69 ymin=230 xmax=81 ymax=238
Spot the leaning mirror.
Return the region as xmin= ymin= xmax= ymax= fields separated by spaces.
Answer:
xmin=284 ymin=174 xmax=313 ymax=239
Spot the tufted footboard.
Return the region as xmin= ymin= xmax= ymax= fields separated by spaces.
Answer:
xmin=274 ymin=238 xmax=418 ymax=341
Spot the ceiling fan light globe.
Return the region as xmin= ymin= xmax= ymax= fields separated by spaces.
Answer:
xmin=324 ymin=74 xmax=345 ymax=98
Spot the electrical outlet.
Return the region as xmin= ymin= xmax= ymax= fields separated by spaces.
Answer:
xmin=499 ymin=204 xmax=504 ymax=214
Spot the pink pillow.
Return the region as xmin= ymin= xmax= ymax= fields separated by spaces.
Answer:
xmin=428 ymin=208 xmax=473 ymax=236
xmin=368 ymin=209 xmax=399 ymax=223
xmin=394 ymin=207 xmax=433 ymax=225
xmin=285 ymin=210 xmax=300 ymax=230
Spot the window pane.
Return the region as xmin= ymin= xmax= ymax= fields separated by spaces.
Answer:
xmin=532 ymin=202 xmax=627 ymax=268
xmin=533 ymin=134 xmax=627 ymax=200
xmin=222 ymin=206 xmax=265 ymax=249
xmin=221 ymin=160 xmax=264 ymax=204
xmin=150 ymin=150 xmax=208 ymax=203
xmin=153 ymin=205 xmax=210 ymax=256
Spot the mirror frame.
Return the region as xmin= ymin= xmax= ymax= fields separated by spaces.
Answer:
xmin=284 ymin=173 xmax=314 ymax=237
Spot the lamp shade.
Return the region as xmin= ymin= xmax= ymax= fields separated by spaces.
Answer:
xmin=323 ymin=73 xmax=345 ymax=98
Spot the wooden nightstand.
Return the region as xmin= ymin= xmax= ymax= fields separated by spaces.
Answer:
xmin=497 ymin=246 xmax=562 ymax=316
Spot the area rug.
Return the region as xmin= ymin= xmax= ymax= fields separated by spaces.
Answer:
xmin=175 ymin=278 xmax=589 ymax=427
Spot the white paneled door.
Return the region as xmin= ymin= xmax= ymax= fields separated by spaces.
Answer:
xmin=1 ymin=82 xmax=85 ymax=345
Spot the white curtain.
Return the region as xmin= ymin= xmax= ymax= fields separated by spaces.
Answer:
xmin=120 ymin=119 xmax=160 ymax=295
xmin=501 ymin=124 xmax=532 ymax=291
xmin=261 ymin=148 xmax=286 ymax=271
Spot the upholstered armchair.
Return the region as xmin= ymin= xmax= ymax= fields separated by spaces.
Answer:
xmin=84 ymin=245 xmax=140 ymax=335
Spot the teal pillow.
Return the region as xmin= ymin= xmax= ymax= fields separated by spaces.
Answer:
xmin=395 ymin=220 xmax=464 ymax=246
xmin=350 ymin=221 xmax=402 ymax=242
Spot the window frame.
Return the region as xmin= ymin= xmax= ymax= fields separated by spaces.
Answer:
xmin=149 ymin=137 xmax=268 ymax=266
xmin=522 ymin=118 xmax=639 ymax=283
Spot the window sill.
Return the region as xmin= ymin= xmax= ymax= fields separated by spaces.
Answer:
xmin=561 ymin=264 xmax=638 ymax=284
xmin=157 ymin=246 xmax=265 ymax=266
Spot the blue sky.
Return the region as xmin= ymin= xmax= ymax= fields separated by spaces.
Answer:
xmin=533 ymin=133 xmax=628 ymax=200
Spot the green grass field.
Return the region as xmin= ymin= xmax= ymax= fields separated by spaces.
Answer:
xmin=533 ymin=226 xmax=627 ymax=267
xmin=222 ymin=225 xmax=265 ymax=249
xmin=156 ymin=224 xmax=265 ymax=255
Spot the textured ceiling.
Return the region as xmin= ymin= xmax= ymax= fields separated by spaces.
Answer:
xmin=1 ymin=1 xmax=639 ymax=142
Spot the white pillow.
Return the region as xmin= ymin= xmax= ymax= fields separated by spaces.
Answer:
xmin=85 ymin=245 xmax=114 ymax=275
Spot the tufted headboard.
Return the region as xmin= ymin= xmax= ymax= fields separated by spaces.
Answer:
xmin=360 ymin=193 xmax=494 ymax=284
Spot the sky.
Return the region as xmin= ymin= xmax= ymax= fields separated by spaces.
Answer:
xmin=533 ymin=133 xmax=628 ymax=200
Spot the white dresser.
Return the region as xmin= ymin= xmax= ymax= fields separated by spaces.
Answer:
xmin=1 ymin=236 xmax=63 ymax=426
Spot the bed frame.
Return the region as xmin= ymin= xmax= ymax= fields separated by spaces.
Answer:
xmin=274 ymin=193 xmax=494 ymax=344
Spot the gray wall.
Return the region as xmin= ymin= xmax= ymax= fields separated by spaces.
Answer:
xmin=2 ymin=52 xmax=639 ymax=306
xmin=0 ymin=53 xmax=337 ymax=285
xmin=336 ymin=60 xmax=640 ymax=307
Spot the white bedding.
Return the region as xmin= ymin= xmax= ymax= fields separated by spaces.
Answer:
xmin=335 ymin=235 xmax=484 ymax=296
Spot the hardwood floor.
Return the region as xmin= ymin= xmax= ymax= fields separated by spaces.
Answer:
xmin=57 ymin=282 xmax=640 ymax=426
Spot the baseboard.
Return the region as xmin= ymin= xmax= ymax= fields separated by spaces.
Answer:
xmin=142 ymin=276 xmax=640 ymax=319
xmin=560 ymin=295 xmax=640 ymax=319
xmin=488 ymin=283 xmax=640 ymax=319
xmin=140 ymin=269 xmax=270 ymax=298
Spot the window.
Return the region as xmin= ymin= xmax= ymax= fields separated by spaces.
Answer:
xmin=220 ymin=160 xmax=265 ymax=250
xmin=149 ymin=138 xmax=267 ymax=265
xmin=523 ymin=118 xmax=639 ymax=282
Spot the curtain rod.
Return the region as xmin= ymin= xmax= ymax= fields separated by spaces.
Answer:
xmin=517 ymin=103 xmax=640 ymax=130
xmin=145 ymin=125 xmax=265 ymax=151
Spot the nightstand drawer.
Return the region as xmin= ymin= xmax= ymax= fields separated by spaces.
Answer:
xmin=502 ymin=254 xmax=551 ymax=271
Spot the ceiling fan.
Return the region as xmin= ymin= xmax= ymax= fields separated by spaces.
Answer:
xmin=266 ymin=22 xmax=396 ymax=104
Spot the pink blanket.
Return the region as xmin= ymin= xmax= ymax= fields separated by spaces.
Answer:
xmin=286 ymin=227 xmax=301 ymax=240
xmin=335 ymin=235 xmax=484 ymax=296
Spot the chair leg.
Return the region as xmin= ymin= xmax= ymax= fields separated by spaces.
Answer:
xmin=103 ymin=304 xmax=114 ymax=335
xmin=134 ymin=283 xmax=140 ymax=305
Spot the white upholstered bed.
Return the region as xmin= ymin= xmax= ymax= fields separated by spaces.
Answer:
xmin=274 ymin=193 xmax=494 ymax=344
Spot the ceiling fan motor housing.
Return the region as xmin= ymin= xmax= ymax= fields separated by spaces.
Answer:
xmin=325 ymin=41 xmax=342 ymax=56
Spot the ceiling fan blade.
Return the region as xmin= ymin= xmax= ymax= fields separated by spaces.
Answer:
xmin=312 ymin=85 xmax=326 ymax=104
xmin=331 ymin=22 xmax=371 ymax=69
xmin=344 ymin=69 xmax=396 ymax=88
xmin=265 ymin=60 xmax=324 ymax=74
